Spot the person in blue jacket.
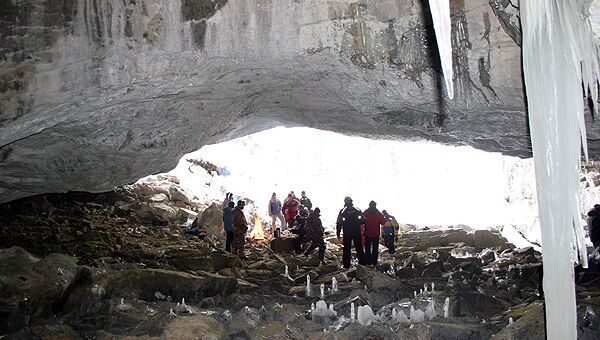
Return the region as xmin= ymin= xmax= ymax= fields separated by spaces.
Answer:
xmin=223 ymin=201 xmax=235 ymax=252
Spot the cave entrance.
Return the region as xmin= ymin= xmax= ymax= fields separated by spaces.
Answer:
xmin=136 ymin=126 xmax=538 ymax=247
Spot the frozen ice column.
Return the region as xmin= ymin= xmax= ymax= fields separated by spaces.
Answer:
xmin=427 ymin=0 xmax=454 ymax=99
xmin=521 ymin=1 xmax=599 ymax=339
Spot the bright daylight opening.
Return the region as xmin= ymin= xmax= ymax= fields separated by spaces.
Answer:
xmin=136 ymin=126 xmax=552 ymax=248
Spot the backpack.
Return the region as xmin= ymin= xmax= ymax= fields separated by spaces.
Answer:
xmin=340 ymin=206 xmax=364 ymax=228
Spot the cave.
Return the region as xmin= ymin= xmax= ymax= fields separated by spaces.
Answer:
xmin=1 ymin=0 xmax=600 ymax=339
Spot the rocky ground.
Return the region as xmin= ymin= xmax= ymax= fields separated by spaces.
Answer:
xmin=1 ymin=188 xmax=600 ymax=339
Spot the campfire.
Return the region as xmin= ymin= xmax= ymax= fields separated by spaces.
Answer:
xmin=249 ymin=214 xmax=269 ymax=241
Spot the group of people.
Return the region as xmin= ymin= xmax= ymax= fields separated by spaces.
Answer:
xmin=221 ymin=191 xmax=400 ymax=267
xmin=268 ymin=191 xmax=312 ymax=234
xmin=336 ymin=197 xmax=399 ymax=268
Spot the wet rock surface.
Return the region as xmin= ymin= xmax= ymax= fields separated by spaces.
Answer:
xmin=0 ymin=0 xmax=550 ymax=204
xmin=0 ymin=190 xmax=600 ymax=339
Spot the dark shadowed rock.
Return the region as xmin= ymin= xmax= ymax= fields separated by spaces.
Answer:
xmin=491 ymin=302 xmax=545 ymax=339
xmin=270 ymin=237 xmax=296 ymax=253
xmin=103 ymin=269 xmax=237 ymax=303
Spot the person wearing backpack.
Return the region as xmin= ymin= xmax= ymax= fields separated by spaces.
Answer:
xmin=363 ymin=201 xmax=386 ymax=266
xmin=336 ymin=197 xmax=367 ymax=269
xmin=381 ymin=210 xmax=400 ymax=254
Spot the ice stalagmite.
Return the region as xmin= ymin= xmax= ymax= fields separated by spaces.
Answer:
xmin=520 ymin=1 xmax=600 ymax=339
xmin=427 ymin=0 xmax=454 ymax=99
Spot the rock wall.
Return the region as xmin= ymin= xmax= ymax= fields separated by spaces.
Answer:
xmin=1 ymin=0 xmax=526 ymax=202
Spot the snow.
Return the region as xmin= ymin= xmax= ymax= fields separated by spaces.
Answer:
xmin=520 ymin=1 xmax=600 ymax=339
xmin=427 ymin=0 xmax=454 ymax=99
xmin=165 ymin=127 xmax=538 ymax=234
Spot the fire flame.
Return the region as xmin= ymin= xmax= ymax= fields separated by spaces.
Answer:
xmin=249 ymin=214 xmax=268 ymax=241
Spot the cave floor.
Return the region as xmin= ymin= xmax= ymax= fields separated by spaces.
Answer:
xmin=0 ymin=190 xmax=599 ymax=339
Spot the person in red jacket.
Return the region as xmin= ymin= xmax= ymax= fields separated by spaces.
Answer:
xmin=282 ymin=193 xmax=300 ymax=230
xmin=363 ymin=200 xmax=386 ymax=266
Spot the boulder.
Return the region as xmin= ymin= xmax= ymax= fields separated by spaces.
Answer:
xmin=270 ymin=237 xmax=296 ymax=253
xmin=0 ymin=247 xmax=77 ymax=328
xmin=355 ymin=265 xmax=412 ymax=309
xmin=135 ymin=202 xmax=179 ymax=224
xmin=103 ymin=269 xmax=237 ymax=303
xmin=491 ymin=302 xmax=545 ymax=339
xmin=472 ymin=230 xmax=509 ymax=249
xmin=7 ymin=324 xmax=83 ymax=340
xmin=163 ymin=315 xmax=225 ymax=340
xmin=150 ymin=193 xmax=169 ymax=202
xmin=197 ymin=203 xmax=223 ymax=236
xmin=169 ymin=186 xmax=192 ymax=206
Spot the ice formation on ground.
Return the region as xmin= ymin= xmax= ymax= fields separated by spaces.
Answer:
xmin=443 ymin=297 xmax=450 ymax=318
xmin=356 ymin=305 xmax=377 ymax=326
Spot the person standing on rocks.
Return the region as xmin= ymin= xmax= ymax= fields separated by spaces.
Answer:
xmin=300 ymin=191 xmax=313 ymax=211
xmin=363 ymin=201 xmax=386 ymax=266
xmin=304 ymin=207 xmax=326 ymax=265
xmin=268 ymin=193 xmax=285 ymax=237
xmin=381 ymin=210 xmax=400 ymax=255
xmin=282 ymin=193 xmax=300 ymax=230
xmin=336 ymin=197 xmax=366 ymax=269
xmin=292 ymin=205 xmax=309 ymax=254
xmin=232 ymin=200 xmax=249 ymax=258
xmin=223 ymin=201 xmax=235 ymax=253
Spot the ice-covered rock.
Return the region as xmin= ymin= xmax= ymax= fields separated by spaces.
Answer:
xmin=357 ymin=305 xmax=377 ymax=326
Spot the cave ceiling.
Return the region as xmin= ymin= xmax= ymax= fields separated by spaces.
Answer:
xmin=0 ymin=0 xmax=599 ymax=203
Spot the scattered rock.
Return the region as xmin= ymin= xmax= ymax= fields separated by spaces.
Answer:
xmin=163 ymin=314 xmax=225 ymax=339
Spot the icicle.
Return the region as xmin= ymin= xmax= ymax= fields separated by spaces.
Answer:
xmin=392 ymin=308 xmax=397 ymax=319
xmin=169 ymin=308 xmax=176 ymax=317
xmin=329 ymin=303 xmax=336 ymax=316
xmin=521 ymin=1 xmax=599 ymax=339
xmin=443 ymin=297 xmax=450 ymax=318
xmin=332 ymin=277 xmax=338 ymax=293
xmin=431 ymin=282 xmax=435 ymax=292
xmin=411 ymin=263 xmax=415 ymax=269
xmin=311 ymin=303 xmax=315 ymax=312
xmin=320 ymin=283 xmax=325 ymax=299
xmin=350 ymin=302 xmax=356 ymax=322
xmin=306 ymin=274 xmax=311 ymax=297
xmin=509 ymin=317 xmax=514 ymax=326
xmin=413 ymin=291 xmax=417 ymax=298
xmin=285 ymin=265 xmax=289 ymax=277
xmin=427 ymin=0 xmax=454 ymax=99
xmin=425 ymin=298 xmax=436 ymax=320
xmin=423 ymin=283 xmax=428 ymax=293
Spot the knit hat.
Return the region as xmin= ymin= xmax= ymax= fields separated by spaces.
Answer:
xmin=369 ymin=200 xmax=376 ymax=208
xmin=314 ymin=207 xmax=321 ymax=215
xmin=344 ymin=196 xmax=352 ymax=204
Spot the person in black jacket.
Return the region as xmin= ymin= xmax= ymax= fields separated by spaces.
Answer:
xmin=336 ymin=197 xmax=366 ymax=269
xmin=300 ymin=191 xmax=313 ymax=210
xmin=587 ymin=204 xmax=600 ymax=248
